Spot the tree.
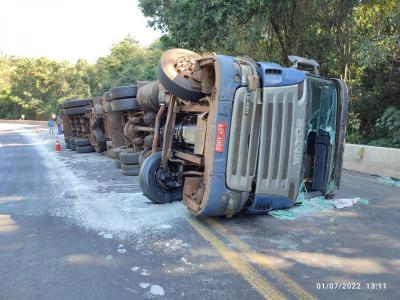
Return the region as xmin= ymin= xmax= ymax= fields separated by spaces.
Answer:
xmin=139 ymin=0 xmax=400 ymax=147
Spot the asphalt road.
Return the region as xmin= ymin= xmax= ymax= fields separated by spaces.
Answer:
xmin=0 ymin=123 xmax=399 ymax=300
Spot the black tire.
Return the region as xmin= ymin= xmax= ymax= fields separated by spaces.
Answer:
xmin=114 ymin=146 xmax=128 ymax=159
xmin=110 ymin=85 xmax=137 ymax=100
xmin=139 ymin=148 xmax=152 ymax=166
xmin=92 ymin=127 xmax=105 ymax=142
xmin=111 ymin=98 xmax=140 ymax=111
xmin=76 ymin=145 xmax=94 ymax=153
xmin=137 ymin=81 xmax=160 ymax=112
xmin=143 ymin=112 xmax=156 ymax=125
xmin=115 ymin=159 xmax=121 ymax=169
xmin=65 ymin=142 xmax=70 ymax=149
xmin=139 ymin=152 xmax=183 ymax=203
xmin=157 ymin=49 xmax=204 ymax=101
xmin=91 ymin=117 xmax=103 ymax=130
xmin=119 ymin=151 xmax=140 ymax=165
xmin=137 ymin=80 xmax=151 ymax=91
xmin=75 ymin=138 xmax=91 ymax=147
xmin=104 ymin=102 xmax=112 ymax=112
xmin=95 ymin=140 xmax=107 ymax=153
xmin=69 ymin=137 xmax=76 ymax=146
xmin=62 ymin=99 xmax=91 ymax=109
xmin=103 ymin=91 xmax=112 ymax=102
xmin=70 ymin=144 xmax=77 ymax=151
xmin=66 ymin=106 xmax=87 ymax=115
xmin=65 ymin=137 xmax=70 ymax=144
xmin=121 ymin=164 xmax=140 ymax=176
xmin=144 ymin=135 xmax=153 ymax=147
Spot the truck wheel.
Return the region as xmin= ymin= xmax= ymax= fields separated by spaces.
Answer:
xmin=121 ymin=164 xmax=140 ymax=176
xmin=114 ymin=146 xmax=128 ymax=159
xmin=103 ymin=91 xmax=112 ymax=102
xmin=157 ymin=48 xmax=204 ymax=101
xmin=110 ymin=85 xmax=137 ymax=100
xmin=76 ymin=145 xmax=94 ymax=153
xmin=62 ymin=99 xmax=91 ymax=109
xmin=111 ymin=98 xmax=140 ymax=111
xmin=94 ymin=140 xmax=107 ymax=153
xmin=115 ymin=159 xmax=121 ymax=169
xmin=139 ymin=152 xmax=182 ymax=204
xmin=119 ymin=152 xmax=140 ymax=165
xmin=143 ymin=135 xmax=153 ymax=147
xmin=66 ymin=106 xmax=87 ymax=115
xmin=137 ymin=81 xmax=160 ymax=112
xmin=104 ymin=102 xmax=112 ymax=112
xmin=143 ymin=112 xmax=156 ymax=125
xmin=138 ymin=148 xmax=152 ymax=166
xmin=75 ymin=138 xmax=91 ymax=147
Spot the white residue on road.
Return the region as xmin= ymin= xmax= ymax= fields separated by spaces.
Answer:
xmin=139 ymin=282 xmax=165 ymax=296
xmin=16 ymin=125 xmax=187 ymax=238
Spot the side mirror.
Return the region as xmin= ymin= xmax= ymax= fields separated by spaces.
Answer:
xmin=288 ymin=55 xmax=320 ymax=75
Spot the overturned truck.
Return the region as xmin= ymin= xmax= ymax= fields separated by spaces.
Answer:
xmin=139 ymin=49 xmax=348 ymax=217
xmin=103 ymin=82 xmax=162 ymax=175
xmin=60 ymin=98 xmax=107 ymax=153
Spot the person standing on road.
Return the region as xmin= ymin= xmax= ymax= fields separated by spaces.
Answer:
xmin=56 ymin=114 xmax=62 ymax=135
xmin=48 ymin=117 xmax=55 ymax=135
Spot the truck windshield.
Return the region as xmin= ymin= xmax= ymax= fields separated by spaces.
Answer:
xmin=303 ymin=76 xmax=337 ymax=193
xmin=307 ymin=76 xmax=337 ymax=138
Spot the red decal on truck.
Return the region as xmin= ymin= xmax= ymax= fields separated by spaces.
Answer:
xmin=215 ymin=122 xmax=226 ymax=153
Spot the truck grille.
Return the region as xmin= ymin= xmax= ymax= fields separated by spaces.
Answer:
xmin=256 ymin=84 xmax=306 ymax=199
xmin=226 ymin=87 xmax=261 ymax=192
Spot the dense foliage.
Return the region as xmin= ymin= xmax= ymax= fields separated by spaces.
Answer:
xmin=139 ymin=0 xmax=399 ymax=147
xmin=0 ymin=36 xmax=162 ymax=120
xmin=0 ymin=0 xmax=399 ymax=147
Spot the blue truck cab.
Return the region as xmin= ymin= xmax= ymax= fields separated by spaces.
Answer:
xmin=139 ymin=50 xmax=348 ymax=217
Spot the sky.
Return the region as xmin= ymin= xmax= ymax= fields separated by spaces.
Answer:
xmin=0 ymin=0 xmax=162 ymax=63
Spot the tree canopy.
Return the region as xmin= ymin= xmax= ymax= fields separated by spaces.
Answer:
xmin=0 ymin=36 xmax=162 ymax=120
xmin=138 ymin=0 xmax=399 ymax=147
xmin=0 ymin=0 xmax=399 ymax=147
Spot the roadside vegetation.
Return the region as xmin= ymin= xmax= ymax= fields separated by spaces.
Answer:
xmin=0 ymin=0 xmax=398 ymax=147
xmin=0 ymin=36 xmax=162 ymax=120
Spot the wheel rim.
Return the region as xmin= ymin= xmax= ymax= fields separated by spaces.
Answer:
xmin=174 ymin=56 xmax=196 ymax=80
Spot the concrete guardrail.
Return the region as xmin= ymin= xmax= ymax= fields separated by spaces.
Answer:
xmin=344 ymin=143 xmax=400 ymax=179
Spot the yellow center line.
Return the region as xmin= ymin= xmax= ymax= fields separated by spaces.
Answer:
xmin=204 ymin=217 xmax=316 ymax=300
xmin=187 ymin=217 xmax=286 ymax=300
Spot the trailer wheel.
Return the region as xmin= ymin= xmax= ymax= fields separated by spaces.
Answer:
xmin=121 ymin=164 xmax=140 ymax=176
xmin=110 ymin=85 xmax=137 ymax=100
xmin=114 ymin=159 xmax=121 ymax=169
xmin=119 ymin=152 xmax=140 ymax=165
xmin=139 ymin=152 xmax=182 ymax=204
xmin=75 ymin=138 xmax=91 ymax=147
xmin=104 ymin=102 xmax=112 ymax=112
xmin=113 ymin=146 xmax=128 ymax=159
xmin=157 ymin=48 xmax=204 ymax=101
xmin=111 ymin=98 xmax=140 ymax=111
xmin=69 ymin=138 xmax=76 ymax=151
xmin=94 ymin=140 xmax=107 ymax=153
xmin=103 ymin=91 xmax=112 ymax=102
xmin=62 ymin=99 xmax=91 ymax=109
xmin=76 ymin=145 xmax=94 ymax=153
xmin=66 ymin=106 xmax=87 ymax=115
xmin=138 ymin=148 xmax=152 ymax=166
